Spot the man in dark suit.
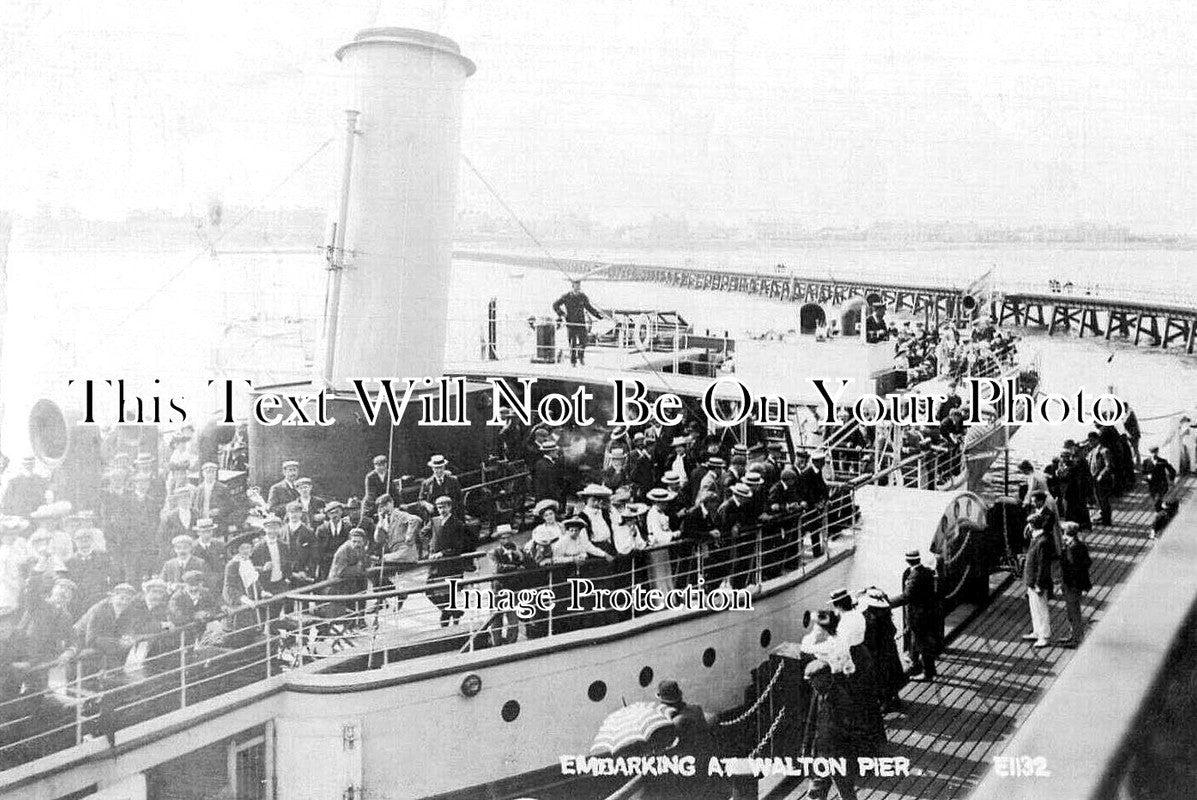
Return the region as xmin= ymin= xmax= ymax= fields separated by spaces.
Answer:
xmin=266 ymin=460 xmax=301 ymax=517
xmin=865 ymin=303 xmax=890 ymax=343
xmin=716 ymin=484 xmax=759 ymax=590
xmin=223 ymin=540 xmax=261 ymax=609
xmin=427 ymin=496 xmax=468 ymax=627
xmin=626 ymin=435 xmax=656 ymax=500
xmin=890 ymin=550 xmax=943 ymax=680
xmin=283 ymin=501 xmax=318 ymax=584
xmin=160 ymin=535 xmax=209 ymax=590
xmin=293 ymin=477 xmax=325 ymax=529
xmin=531 ymin=440 xmax=567 ymax=507
xmin=1144 ymin=446 xmax=1177 ymax=512
xmin=252 ymin=516 xmax=295 ymax=595
xmin=1 ymin=455 xmax=49 ymax=516
xmin=551 ymin=278 xmax=605 ymax=366
xmin=363 ymin=455 xmax=389 ymax=519
xmin=189 ymin=519 xmax=225 ymax=593
xmin=168 ymin=570 xmax=220 ymax=634
xmin=315 ymin=502 xmax=352 ymax=580
xmin=801 ymin=661 xmax=868 ymax=800
xmin=192 ymin=462 xmax=233 ymax=531
xmin=419 ymin=455 xmax=463 ymax=511
xmin=680 ymin=491 xmax=723 ymax=590
xmin=65 ymin=527 xmax=116 ymax=617
xmin=1056 ymin=521 xmax=1092 ymax=648
xmin=1022 ymin=525 xmax=1054 ymax=647
xmin=600 ymin=446 xmax=631 ymax=494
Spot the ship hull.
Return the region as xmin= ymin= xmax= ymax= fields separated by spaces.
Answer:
xmin=272 ymin=553 xmax=854 ymax=799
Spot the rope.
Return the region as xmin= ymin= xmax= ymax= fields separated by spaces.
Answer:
xmin=748 ymin=706 xmax=787 ymax=759
xmin=720 ymin=660 xmax=785 ymax=727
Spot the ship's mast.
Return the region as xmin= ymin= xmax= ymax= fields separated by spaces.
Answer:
xmin=321 ymin=109 xmax=360 ymax=386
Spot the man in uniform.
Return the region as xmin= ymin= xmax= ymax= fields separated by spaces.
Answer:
xmin=266 ymin=460 xmax=301 ymax=517
xmin=890 ymin=550 xmax=943 ymax=681
xmin=551 ymin=278 xmax=605 ymax=366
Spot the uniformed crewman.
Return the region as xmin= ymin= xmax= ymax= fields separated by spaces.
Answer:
xmin=551 ymin=278 xmax=605 ymax=366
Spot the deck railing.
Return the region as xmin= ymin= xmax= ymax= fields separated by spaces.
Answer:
xmin=0 ymin=488 xmax=864 ymax=769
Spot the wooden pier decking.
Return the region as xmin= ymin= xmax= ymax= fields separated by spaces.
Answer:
xmin=760 ymin=476 xmax=1192 ymax=800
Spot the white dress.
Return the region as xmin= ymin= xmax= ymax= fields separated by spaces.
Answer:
xmin=644 ymin=507 xmax=676 ymax=593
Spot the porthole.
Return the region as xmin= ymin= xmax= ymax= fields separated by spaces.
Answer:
xmin=639 ymin=666 xmax=654 ymax=688
xmin=760 ymin=629 xmax=772 ymax=648
xmin=702 ymin=647 xmax=716 ymax=668
xmin=588 ymin=680 xmax=607 ymax=702
xmin=501 ymin=700 xmax=520 ymax=722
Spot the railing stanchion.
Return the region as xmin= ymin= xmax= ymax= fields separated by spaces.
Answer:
xmin=179 ymin=630 xmax=187 ymax=709
xmin=74 ymin=660 xmax=84 ymax=745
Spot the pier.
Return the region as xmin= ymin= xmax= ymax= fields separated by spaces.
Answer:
xmin=756 ymin=476 xmax=1194 ymax=800
xmin=455 ymin=251 xmax=1197 ymax=353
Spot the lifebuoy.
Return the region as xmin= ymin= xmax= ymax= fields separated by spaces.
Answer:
xmin=633 ymin=315 xmax=652 ymax=350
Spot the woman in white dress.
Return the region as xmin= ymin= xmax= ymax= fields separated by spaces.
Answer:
xmin=644 ymin=488 xmax=678 ymax=593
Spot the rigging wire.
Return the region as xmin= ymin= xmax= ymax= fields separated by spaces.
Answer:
xmin=91 ymin=136 xmax=334 ymax=348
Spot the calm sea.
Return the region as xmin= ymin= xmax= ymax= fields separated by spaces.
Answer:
xmin=2 ymin=239 xmax=1195 ymax=465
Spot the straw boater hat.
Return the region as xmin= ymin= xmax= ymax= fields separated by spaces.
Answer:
xmin=562 ymin=516 xmax=587 ymax=530
xmin=171 ymin=534 xmax=194 ymax=547
xmin=201 ymin=461 xmax=218 ymax=471
xmin=863 ymin=587 xmax=890 ymax=609
xmin=0 ymin=516 xmax=30 ymax=534
xmin=539 ymin=440 xmax=559 ymax=453
xmin=493 ymin=524 xmax=515 ymax=538
xmin=194 ymin=518 xmax=217 ymax=532
xmin=646 ymin=488 xmax=676 ymax=504
xmin=578 ymin=484 xmax=613 ymax=499
xmin=670 ymin=436 xmax=690 ymax=448
xmin=609 ymin=446 xmax=628 ymax=459
xmin=829 ymin=588 xmax=853 ymax=608
xmin=533 ymin=499 xmax=560 ymax=517
xmin=324 ymin=501 xmax=345 ymax=514
xmin=296 ymin=477 xmax=313 ymax=487
xmin=611 ymin=489 xmax=631 ymax=505
xmin=349 ymin=528 xmax=367 ymax=540
xmin=142 ymin=578 xmax=168 ymax=593
xmin=282 ymin=460 xmax=299 ymax=469
xmin=373 ymin=454 xmax=388 ymax=466
xmin=905 ymin=549 xmax=922 ymax=565
xmin=742 ymin=473 xmax=764 ymax=488
xmin=730 ymin=483 xmax=752 ymax=499
xmin=660 ymin=471 xmax=684 ymax=488
xmin=111 ymin=583 xmax=137 ymax=597
xmin=624 ymin=502 xmax=649 ymax=517
xmin=428 ymin=454 xmax=448 ymax=468
xmin=731 ymin=444 xmax=749 ymax=458
xmin=704 ymin=456 xmax=727 ymax=469
xmin=262 ymin=515 xmax=283 ymax=529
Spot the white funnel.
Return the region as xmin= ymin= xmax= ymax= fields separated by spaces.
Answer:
xmin=322 ymin=27 xmax=474 ymax=387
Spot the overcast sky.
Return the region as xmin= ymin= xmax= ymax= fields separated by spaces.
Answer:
xmin=1 ymin=0 xmax=1194 ymax=231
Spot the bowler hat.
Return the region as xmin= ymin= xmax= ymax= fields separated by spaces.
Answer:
xmin=656 ymin=680 xmax=683 ymax=705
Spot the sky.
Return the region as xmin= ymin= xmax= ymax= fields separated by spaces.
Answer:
xmin=1 ymin=0 xmax=1195 ymax=231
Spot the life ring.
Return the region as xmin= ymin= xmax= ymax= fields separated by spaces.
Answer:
xmin=633 ymin=315 xmax=652 ymax=350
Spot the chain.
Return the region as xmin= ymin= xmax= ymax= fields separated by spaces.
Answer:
xmin=748 ymin=706 xmax=787 ymax=759
xmin=719 ymin=660 xmax=785 ymax=727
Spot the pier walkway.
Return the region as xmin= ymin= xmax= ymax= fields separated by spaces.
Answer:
xmin=455 ymin=251 xmax=1197 ymax=353
xmin=759 ymin=476 xmax=1192 ymax=800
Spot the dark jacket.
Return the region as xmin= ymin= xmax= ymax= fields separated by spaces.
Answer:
xmin=191 ymin=480 xmax=234 ymax=528
xmin=428 ymin=514 xmax=469 ymax=580
xmin=363 ymin=470 xmax=389 ymax=516
xmin=251 ymin=539 xmax=296 ymax=591
xmin=1023 ymin=532 xmax=1054 ymax=596
xmin=418 ymin=474 xmax=463 ymax=511
xmin=531 ymin=456 xmax=566 ymax=507
xmin=1059 ymin=537 xmax=1092 ymax=593
xmin=64 ymin=551 xmax=116 ymax=612
xmin=891 ymin=564 xmax=943 ymax=652
xmin=316 ymin=519 xmax=354 ymax=572
xmin=551 ymin=290 xmax=602 ymax=324
xmin=1146 ymin=457 xmax=1177 ymax=494
xmin=223 ymin=558 xmax=262 ymax=607
xmin=168 ymin=587 xmax=221 ymax=628
xmin=266 ymin=480 xmax=300 ymax=518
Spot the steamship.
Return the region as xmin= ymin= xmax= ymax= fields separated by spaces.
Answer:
xmin=0 ymin=23 xmax=1032 ymax=800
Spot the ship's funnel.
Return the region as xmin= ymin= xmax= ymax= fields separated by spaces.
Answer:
xmin=322 ymin=27 xmax=474 ymax=387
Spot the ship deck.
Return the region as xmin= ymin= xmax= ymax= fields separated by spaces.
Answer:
xmin=757 ymin=476 xmax=1191 ymax=800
